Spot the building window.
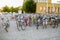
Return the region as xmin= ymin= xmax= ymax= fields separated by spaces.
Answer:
xmin=44 ymin=7 xmax=46 ymax=11
xmin=52 ymin=7 xmax=55 ymax=13
xmin=40 ymin=7 xmax=42 ymax=11
xmin=58 ymin=7 xmax=59 ymax=13
xmin=48 ymin=7 xmax=50 ymax=13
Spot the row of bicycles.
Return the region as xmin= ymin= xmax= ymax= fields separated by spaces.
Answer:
xmin=0 ymin=13 xmax=60 ymax=32
xmin=14 ymin=14 xmax=60 ymax=30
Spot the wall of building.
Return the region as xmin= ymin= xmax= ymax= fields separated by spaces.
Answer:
xmin=36 ymin=1 xmax=60 ymax=14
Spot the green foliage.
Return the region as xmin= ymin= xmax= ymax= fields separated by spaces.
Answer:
xmin=23 ymin=0 xmax=36 ymax=13
xmin=13 ymin=7 xmax=19 ymax=13
xmin=2 ymin=5 xmax=10 ymax=12
xmin=2 ymin=5 xmax=20 ymax=13
xmin=10 ymin=7 xmax=13 ymax=12
xmin=10 ymin=7 xmax=19 ymax=13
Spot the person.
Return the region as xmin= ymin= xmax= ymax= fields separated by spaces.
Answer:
xmin=28 ymin=16 xmax=31 ymax=26
xmin=15 ymin=14 xmax=18 ymax=20
xmin=49 ymin=17 xmax=54 ymax=25
xmin=36 ymin=18 xmax=40 ymax=29
xmin=26 ymin=17 xmax=31 ymax=26
xmin=1 ymin=17 xmax=9 ymax=32
xmin=17 ymin=15 xmax=21 ymax=31
xmin=32 ymin=15 xmax=37 ymax=25
xmin=4 ymin=18 xmax=10 ymax=32
xmin=17 ymin=15 xmax=25 ymax=31
xmin=42 ymin=16 xmax=48 ymax=29
xmin=53 ymin=16 xmax=58 ymax=28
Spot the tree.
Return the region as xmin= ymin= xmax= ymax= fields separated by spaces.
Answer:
xmin=2 ymin=6 xmax=20 ymax=13
xmin=2 ymin=5 xmax=10 ymax=12
xmin=23 ymin=0 xmax=36 ymax=13
xmin=9 ymin=7 xmax=14 ymax=13
xmin=13 ymin=7 xmax=19 ymax=13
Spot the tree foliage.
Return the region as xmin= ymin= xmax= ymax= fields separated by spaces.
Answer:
xmin=2 ymin=5 xmax=10 ymax=12
xmin=2 ymin=5 xmax=20 ymax=13
xmin=23 ymin=0 xmax=36 ymax=13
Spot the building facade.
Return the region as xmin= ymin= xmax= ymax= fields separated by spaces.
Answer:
xmin=24 ymin=0 xmax=60 ymax=14
xmin=36 ymin=0 xmax=60 ymax=14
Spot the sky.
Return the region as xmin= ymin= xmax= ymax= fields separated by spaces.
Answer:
xmin=0 ymin=0 xmax=24 ymax=8
xmin=52 ymin=0 xmax=60 ymax=3
xmin=0 ymin=0 xmax=60 ymax=9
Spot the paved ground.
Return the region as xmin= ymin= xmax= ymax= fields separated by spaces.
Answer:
xmin=0 ymin=20 xmax=60 ymax=40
